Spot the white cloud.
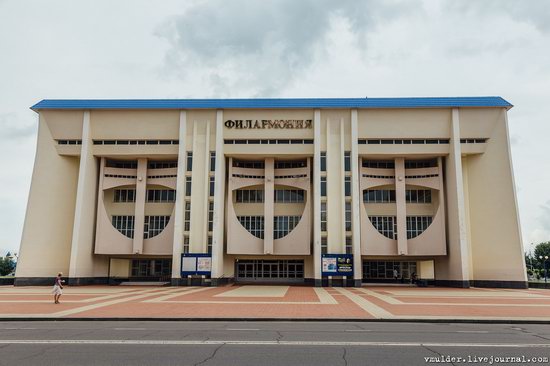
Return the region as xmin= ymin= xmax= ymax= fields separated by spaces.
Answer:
xmin=0 ymin=0 xmax=549 ymax=254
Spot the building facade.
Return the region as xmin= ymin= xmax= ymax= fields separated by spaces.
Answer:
xmin=15 ymin=97 xmax=527 ymax=288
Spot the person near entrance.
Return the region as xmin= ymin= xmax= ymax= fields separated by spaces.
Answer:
xmin=52 ymin=272 xmax=64 ymax=304
xmin=393 ymin=269 xmax=399 ymax=282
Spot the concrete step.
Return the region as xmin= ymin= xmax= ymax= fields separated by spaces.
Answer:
xmin=119 ymin=281 xmax=170 ymax=286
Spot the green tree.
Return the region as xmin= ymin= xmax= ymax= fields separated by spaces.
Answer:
xmin=534 ymin=242 xmax=550 ymax=270
xmin=0 ymin=255 xmax=15 ymax=276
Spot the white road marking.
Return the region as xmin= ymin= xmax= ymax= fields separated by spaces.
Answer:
xmin=0 ymin=339 xmax=548 ymax=348
xmin=113 ymin=328 xmax=147 ymax=331
xmin=345 ymin=329 xmax=372 ymax=332
xmin=226 ymin=328 xmax=260 ymax=331
xmin=456 ymin=331 xmax=489 ymax=333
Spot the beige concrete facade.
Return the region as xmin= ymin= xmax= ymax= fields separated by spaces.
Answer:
xmin=15 ymin=98 xmax=527 ymax=288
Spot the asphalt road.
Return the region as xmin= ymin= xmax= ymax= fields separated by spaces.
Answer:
xmin=0 ymin=321 xmax=549 ymax=366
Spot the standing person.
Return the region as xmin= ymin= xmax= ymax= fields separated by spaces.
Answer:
xmin=52 ymin=272 xmax=64 ymax=304
xmin=393 ymin=269 xmax=399 ymax=282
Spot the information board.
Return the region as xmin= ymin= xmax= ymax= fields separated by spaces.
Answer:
xmin=321 ymin=254 xmax=353 ymax=276
xmin=181 ymin=253 xmax=212 ymax=276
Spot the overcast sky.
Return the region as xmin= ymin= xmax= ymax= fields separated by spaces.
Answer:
xmin=0 ymin=0 xmax=549 ymax=256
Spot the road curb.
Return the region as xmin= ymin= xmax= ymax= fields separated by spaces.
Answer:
xmin=0 ymin=317 xmax=549 ymax=324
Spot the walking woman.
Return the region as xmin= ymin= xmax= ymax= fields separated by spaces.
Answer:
xmin=52 ymin=272 xmax=64 ymax=304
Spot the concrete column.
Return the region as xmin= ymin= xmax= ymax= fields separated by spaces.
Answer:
xmin=350 ymin=109 xmax=362 ymax=286
xmin=171 ymin=111 xmax=188 ymax=281
xmin=436 ymin=108 xmax=471 ymax=287
xmin=201 ymin=121 xmax=211 ymax=252
xmin=133 ymin=158 xmax=147 ymax=254
xmin=339 ymin=118 xmax=346 ymax=253
xmin=395 ymin=157 xmax=407 ymax=255
xmin=68 ymin=111 xmax=105 ymax=284
xmin=264 ymin=158 xmax=275 ymax=255
xmin=211 ymin=110 xmax=226 ymax=282
xmin=313 ymin=109 xmax=322 ymax=286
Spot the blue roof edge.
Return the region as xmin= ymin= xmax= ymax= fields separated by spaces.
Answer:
xmin=30 ymin=97 xmax=513 ymax=111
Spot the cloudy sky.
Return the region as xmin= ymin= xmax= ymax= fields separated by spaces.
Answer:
xmin=0 ymin=0 xmax=549 ymax=256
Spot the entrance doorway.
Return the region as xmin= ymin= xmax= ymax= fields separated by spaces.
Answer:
xmin=235 ymin=259 xmax=304 ymax=283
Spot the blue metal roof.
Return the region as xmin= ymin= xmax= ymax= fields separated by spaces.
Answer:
xmin=30 ymin=97 xmax=512 ymax=111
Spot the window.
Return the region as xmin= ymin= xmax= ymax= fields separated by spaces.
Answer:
xmin=273 ymin=216 xmax=301 ymax=239
xmin=146 ymin=189 xmax=176 ymax=203
xmin=144 ymin=216 xmax=170 ymax=239
xmin=363 ymin=189 xmax=396 ymax=203
xmin=208 ymin=202 xmax=214 ymax=231
xmin=233 ymin=160 xmax=264 ymax=169
xmin=320 ymin=202 xmax=327 ymax=232
xmin=321 ymin=176 xmax=327 ymax=196
xmin=369 ymin=216 xmax=397 ymax=240
xmin=183 ymin=236 xmax=190 ymax=253
xmin=345 ymin=176 xmax=351 ymax=197
xmin=207 ymin=236 xmax=212 ymax=254
xmin=363 ymin=261 xmax=417 ymax=280
xmin=112 ymin=216 xmax=135 ymax=238
xmin=321 ymin=237 xmax=328 ymax=255
xmin=274 ymin=189 xmax=305 ymax=203
xmin=106 ymin=160 xmax=138 ymax=169
xmin=148 ymin=161 xmax=177 ymax=169
xmin=344 ymin=151 xmax=351 ymax=172
xmin=237 ymin=216 xmax=265 ymax=239
xmin=184 ymin=202 xmax=191 ymax=231
xmin=406 ymin=216 xmax=433 ymax=239
xmin=185 ymin=177 xmax=192 ymax=196
xmin=210 ymin=151 xmax=216 ymax=171
xmin=346 ymin=236 xmax=353 ymax=255
xmin=235 ymin=189 xmax=264 ymax=203
xmin=274 ymin=160 xmax=307 ymax=169
xmin=209 ymin=176 xmax=215 ymax=196
xmin=362 ymin=160 xmax=394 ymax=169
xmin=405 ymin=159 xmax=437 ymax=169
xmin=345 ymin=202 xmax=352 ymax=232
xmin=186 ymin=152 xmax=193 ymax=171
xmin=225 ymin=139 xmax=313 ymax=145
xmin=114 ymin=189 xmax=136 ymax=203
xmin=320 ymin=152 xmax=326 ymax=172
xmin=405 ymin=189 xmax=432 ymax=203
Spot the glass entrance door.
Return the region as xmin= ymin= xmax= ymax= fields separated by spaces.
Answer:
xmin=236 ymin=260 xmax=304 ymax=282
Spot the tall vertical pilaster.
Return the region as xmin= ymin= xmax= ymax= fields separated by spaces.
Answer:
xmin=133 ymin=158 xmax=147 ymax=254
xmin=313 ymin=109 xmax=322 ymax=286
xmin=395 ymin=157 xmax=407 ymax=255
xmin=211 ymin=110 xmax=226 ymax=282
xmin=68 ymin=111 xmax=104 ymax=284
xmin=350 ymin=109 xmax=362 ymax=286
xmin=264 ymin=158 xmax=275 ymax=255
xmin=436 ymin=108 xmax=471 ymax=287
xmin=171 ymin=111 xmax=188 ymax=281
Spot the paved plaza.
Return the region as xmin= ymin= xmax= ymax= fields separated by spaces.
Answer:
xmin=1 ymin=285 xmax=550 ymax=321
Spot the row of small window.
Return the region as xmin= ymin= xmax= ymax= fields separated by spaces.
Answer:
xmin=320 ymin=236 xmax=353 ymax=255
xmin=57 ymin=140 xmax=82 ymax=145
xmin=107 ymin=160 xmax=177 ymax=170
xmin=320 ymin=152 xmax=352 ymax=172
xmin=111 ymin=215 xmax=170 ymax=239
xmin=233 ymin=160 xmax=307 ymax=169
xmin=94 ymin=140 xmax=179 ymax=145
xmin=362 ymin=159 xmax=437 ymax=169
xmin=363 ymin=189 xmax=432 ymax=203
xmin=237 ymin=216 xmax=301 ymax=239
xmin=235 ymin=189 xmax=306 ymax=203
xmin=460 ymin=138 xmax=488 ymax=144
xmin=359 ymin=139 xmax=450 ymax=145
xmin=114 ymin=189 xmax=176 ymax=203
xmin=225 ymin=139 xmax=314 ymax=145
xmin=320 ymin=202 xmax=352 ymax=232
xmin=369 ymin=216 xmax=433 ymax=239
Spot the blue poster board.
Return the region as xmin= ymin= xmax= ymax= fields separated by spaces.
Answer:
xmin=181 ymin=253 xmax=212 ymax=276
xmin=321 ymin=254 xmax=353 ymax=276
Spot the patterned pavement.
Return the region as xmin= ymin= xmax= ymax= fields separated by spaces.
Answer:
xmin=1 ymin=285 xmax=550 ymax=320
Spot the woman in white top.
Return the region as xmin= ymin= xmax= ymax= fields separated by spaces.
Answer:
xmin=52 ymin=272 xmax=64 ymax=304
